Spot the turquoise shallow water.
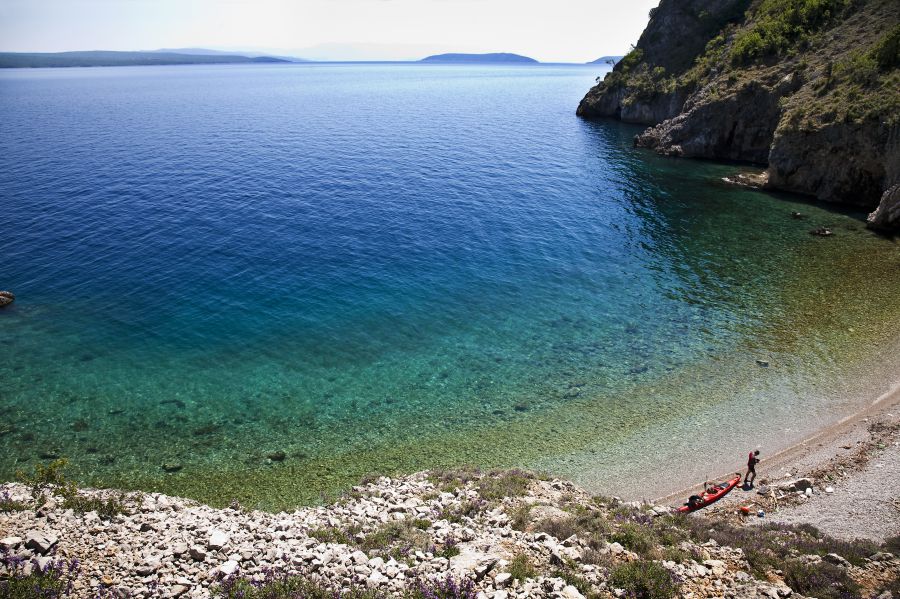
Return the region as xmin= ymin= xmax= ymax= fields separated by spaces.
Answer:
xmin=1 ymin=63 xmax=899 ymax=509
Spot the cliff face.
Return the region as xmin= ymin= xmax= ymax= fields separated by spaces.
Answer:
xmin=578 ymin=0 xmax=900 ymax=230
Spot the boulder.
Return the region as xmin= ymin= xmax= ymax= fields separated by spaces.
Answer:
xmin=823 ymin=553 xmax=851 ymax=568
xmin=703 ymin=559 xmax=727 ymax=576
xmin=25 ymin=531 xmax=58 ymax=554
xmin=450 ymin=547 xmax=501 ymax=581
xmin=0 ymin=536 xmax=22 ymax=550
xmin=779 ymin=478 xmax=814 ymax=493
xmin=560 ymin=585 xmax=586 ymax=599
xmin=0 ymin=291 xmax=13 ymax=308
xmin=218 ymin=560 xmax=239 ymax=576
xmin=208 ymin=529 xmax=229 ymax=551
xmin=135 ymin=558 xmax=160 ymax=576
xmin=809 ymin=227 xmax=833 ymax=237
xmin=189 ymin=545 xmax=207 ymax=562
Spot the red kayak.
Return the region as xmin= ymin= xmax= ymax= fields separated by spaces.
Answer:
xmin=677 ymin=473 xmax=742 ymax=513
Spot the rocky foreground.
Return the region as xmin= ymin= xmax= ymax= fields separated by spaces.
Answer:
xmin=1 ymin=466 xmax=898 ymax=598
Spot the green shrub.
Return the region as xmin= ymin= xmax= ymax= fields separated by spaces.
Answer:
xmin=0 ymin=555 xmax=81 ymax=599
xmin=872 ymin=24 xmax=900 ymax=70
xmin=436 ymin=541 xmax=461 ymax=559
xmin=884 ymin=535 xmax=900 ymax=556
xmin=782 ymin=560 xmax=860 ymax=599
xmin=610 ymin=523 xmax=657 ymax=557
xmin=537 ymin=517 xmax=579 ymax=542
xmin=214 ymin=572 xmax=381 ymax=598
xmin=360 ymin=520 xmax=429 ymax=554
xmin=571 ymin=508 xmax=612 ymax=549
xmin=14 ymin=458 xmax=128 ymax=518
xmin=427 ymin=466 xmax=481 ymax=494
xmin=661 ymin=546 xmax=690 ymax=563
xmin=619 ymin=48 xmax=645 ymax=74
xmin=731 ymin=0 xmax=856 ymax=64
xmin=552 ymin=568 xmax=601 ymax=599
xmin=16 ymin=458 xmax=76 ymax=506
xmin=0 ymin=489 xmax=29 ymax=512
xmin=62 ymin=491 xmax=128 ymax=519
xmin=581 ymin=547 xmax=612 ymax=567
xmin=509 ymin=503 xmax=533 ymax=531
xmin=308 ymin=525 xmax=359 ymax=546
xmin=507 ymin=553 xmax=537 ymax=582
xmin=476 ymin=470 xmax=532 ymax=501
xmin=438 ymin=499 xmax=485 ymax=523
xmin=676 ymin=517 xmax=881 ymax=579
xmin=609 ymin=561 xmax=678 ymax=599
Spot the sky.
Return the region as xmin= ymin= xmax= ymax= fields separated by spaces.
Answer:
xmin=0 ymin=0 xmax=660 ymax=63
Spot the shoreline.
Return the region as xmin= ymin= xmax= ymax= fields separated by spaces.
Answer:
xmin=559 ymin=323 xmax=900 ymax=506
xmin=2 ymin=454 xmax=898 ymax=597
xmin=3 ymin=369 xmax=899 ymax=596
xmin=653 ymin=377 xmax=900 ymax=509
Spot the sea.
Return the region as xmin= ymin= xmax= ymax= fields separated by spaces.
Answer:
xmin=2 ymin=62 xmax=899 ymax=509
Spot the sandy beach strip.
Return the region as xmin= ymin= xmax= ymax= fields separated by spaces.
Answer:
xmin=654 ymin=380 xmax=900 ymax=540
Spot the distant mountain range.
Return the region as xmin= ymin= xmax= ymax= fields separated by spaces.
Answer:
xmin=587 ymin=56 xmax=624 ymax=65
xmin=0 ymin=50 xmax=294 ymax=68
xmin=154 ymin=48 xmax=306 ymax=62
xmin=420 ymin=53 xmax=538 ymax=64
xmin=0 ymin=49 xmax=614 ymax=69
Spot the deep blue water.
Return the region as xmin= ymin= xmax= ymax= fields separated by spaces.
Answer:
xmin=2 ymin=63 xmax=899 ymax=508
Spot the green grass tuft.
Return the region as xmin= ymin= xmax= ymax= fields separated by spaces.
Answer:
xmin=507 ymin=553 xmax=537 ymax=582
xmin=609 ymin=560 xmax=678 ymax=599
xmin=476 ymin=469 xmax=532 ymax=501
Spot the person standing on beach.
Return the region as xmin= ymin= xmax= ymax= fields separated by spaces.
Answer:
xmin=745 ymin=449 xmax=760 ymax=487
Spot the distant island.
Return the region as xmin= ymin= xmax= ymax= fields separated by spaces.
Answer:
xmin=420 ymin=53 xmax=538 ymax=64
xmin=587 ymin=55 xmax=624 ymax=65
xmin=0 ymin=51 xmax=292 ymax=68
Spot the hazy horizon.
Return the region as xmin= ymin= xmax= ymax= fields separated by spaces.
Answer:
xmin=0 ymin=0 xmax=658 ymax=63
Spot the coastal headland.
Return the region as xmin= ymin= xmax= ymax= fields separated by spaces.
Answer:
xmin=577 ymin=0 xmax=900 ymax=232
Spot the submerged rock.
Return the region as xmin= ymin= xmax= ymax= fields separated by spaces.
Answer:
xmin=810 ymin=227 xmax=834 ymax=237
xmin=0 ymin=290 xmax=14 ymax=308
xmin=722 ymin=171 xmax=770 ymax=189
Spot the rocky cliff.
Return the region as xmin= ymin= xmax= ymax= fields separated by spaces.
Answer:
xmin=578 ymin=0 xmax=900 ymax=231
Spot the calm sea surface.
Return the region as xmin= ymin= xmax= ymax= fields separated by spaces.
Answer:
xmin=2 ymin=63 xmax=899 ymax=508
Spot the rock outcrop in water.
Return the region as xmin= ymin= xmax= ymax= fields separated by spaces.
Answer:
xmin=0 ymin=291 xmax=14 ymax=308
xmin=577 ymin=0 xmax=900 ymax=230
